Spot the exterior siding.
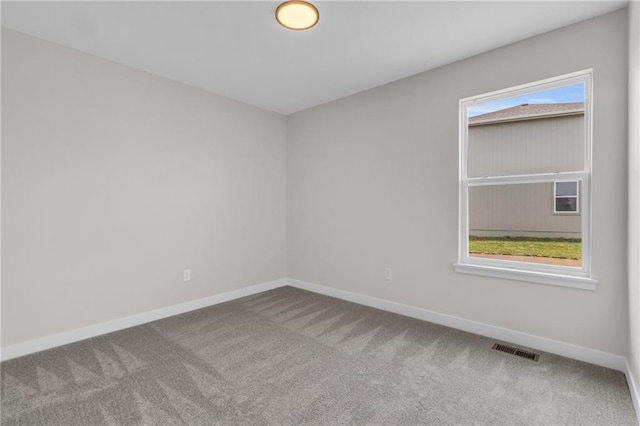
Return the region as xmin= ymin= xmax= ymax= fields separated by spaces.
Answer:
xmin=469 ymin=182 xmax=581 ymax=238
xmin=468 ymin=114 xmax=583 ymax=238
xmin=468 ymin=115 xmax=584 ymax=177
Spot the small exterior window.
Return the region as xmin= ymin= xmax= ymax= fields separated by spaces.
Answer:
xmin=454 ymin=70 xmax=597 ymax=290
xmin=554 ymin=181 xmax=579 ymax=213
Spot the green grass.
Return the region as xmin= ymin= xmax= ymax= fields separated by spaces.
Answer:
xmin=469 ymin=236 xmax=582 ymax=259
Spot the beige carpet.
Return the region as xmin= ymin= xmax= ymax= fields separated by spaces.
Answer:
xmin=1 ymin=286 xmax=637 ymax=425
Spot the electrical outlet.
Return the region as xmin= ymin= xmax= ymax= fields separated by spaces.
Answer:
xmin=183 ymin=269 xmax=191 ymax=282
xmin=385 ymin=267 xmax=392 ymax=280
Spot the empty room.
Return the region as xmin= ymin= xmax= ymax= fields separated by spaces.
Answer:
xmin=2 ymin=1 xmax=639 ymax=424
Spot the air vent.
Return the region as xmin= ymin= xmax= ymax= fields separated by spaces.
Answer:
xmin=492 ymin=343 xmax=540 ymax=362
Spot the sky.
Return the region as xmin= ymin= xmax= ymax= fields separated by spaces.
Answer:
xmin=467 ymin=82 xmax=585 ymax=117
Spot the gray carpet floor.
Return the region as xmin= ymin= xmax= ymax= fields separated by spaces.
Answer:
xmin=1 ymin=286 xmax=637 ymax=425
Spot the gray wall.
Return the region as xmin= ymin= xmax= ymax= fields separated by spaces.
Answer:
xmin=628 ymin=0 xmax=640 ymax=401
xmin=1 ymin=29 xmax=287 ymax=346
xmin=287 ymin=10 xmax=628 ymax=355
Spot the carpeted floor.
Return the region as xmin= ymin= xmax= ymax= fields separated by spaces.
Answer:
xmin=1 ymin=286 xmax=637 ymax=425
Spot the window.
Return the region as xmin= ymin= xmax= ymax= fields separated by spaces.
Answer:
xmin=554 ymin=181 xmax=579 ymax=213
xmin=454 ymin=70 xmax=597 ymax=290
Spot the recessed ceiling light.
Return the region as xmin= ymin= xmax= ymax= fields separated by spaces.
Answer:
xmin=275 ymin=1 xmax=319 ymax=31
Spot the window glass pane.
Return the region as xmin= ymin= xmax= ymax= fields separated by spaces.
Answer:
xmin=555 ymin=197 xmax=577 ymax=212
xmin=467 ymin=82 xmax=585 ymax=178
xmin=555 ymin=181 xmax=577 ymax=196
xmin=469 ymin=182 xmax=581 ymax=267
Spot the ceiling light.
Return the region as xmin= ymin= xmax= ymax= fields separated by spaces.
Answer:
xmin=275 ymin=1 xmax=319 ymax=31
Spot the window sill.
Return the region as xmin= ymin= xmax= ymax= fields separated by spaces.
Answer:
xmin=452 ymin=262 xmax=598 ymax=291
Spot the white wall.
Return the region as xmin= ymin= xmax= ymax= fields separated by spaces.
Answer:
xmin=1 ymin=29 xmax=287 ymax=346
xmin=287 ymin=10 xmax=629 ymax=355
xmin=628 ymin=0 xmax=640 ymax=402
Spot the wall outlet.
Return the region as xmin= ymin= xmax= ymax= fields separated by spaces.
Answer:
xmin=384 ymin=267 xmax=392 ymax=280
xmin=183 ymin=269 xmax=191 ymax=282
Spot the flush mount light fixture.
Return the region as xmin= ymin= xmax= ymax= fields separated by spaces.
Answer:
xmin=275 ymin=1 xmax=319 ymax=31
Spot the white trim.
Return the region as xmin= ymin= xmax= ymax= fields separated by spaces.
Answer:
xmin=452 ymin=262 xmax=597 ymax=291
xmin=626 ymin=360 xmax=640 ymax=425
xmin=629 ymin=1 xmax=640 ymax=423
xmin=0 ymin=278 xmax=288 ymax=361
xmin=458 ymin=70 xmax=594 ymax=284
xmin=553 ymin=180 xmax=579 ymax=214
xmin=287 ymin=278 xmax=623 ymax=371
xmin=2 ymin=275 xmax=634 ymax=414
xmin=468 ymin=171 xmax=585 ymax=186
xmin=454 ymin=241 xmax=598 ymax=285
xmin=462 ymin=69 xmax=593 ymax=107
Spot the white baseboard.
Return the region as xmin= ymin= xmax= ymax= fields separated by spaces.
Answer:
xmin=2 ymin=276 xmax=638 ymax=420
xmin=1 ymin=278 xmax=288 ymax=361
xmin=287 ymin=278 xmax=628 ymax=373
xmin=3 ymin=276 xmax=630 ymax=375
xmin=627 ymin=360 xmax=640 ymax=425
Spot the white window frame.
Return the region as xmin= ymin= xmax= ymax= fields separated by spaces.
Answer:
xmin=553 ymin=181 xmax=579 ymax=214
xmin=453 ymin=69 xmax=597 ymax=290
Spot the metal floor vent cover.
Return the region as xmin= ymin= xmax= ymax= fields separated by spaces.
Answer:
xmin=491 ymin=343 xmax=540 ymax=362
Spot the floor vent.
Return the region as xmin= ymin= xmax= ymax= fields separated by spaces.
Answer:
xmin=491 ymin=343 xmax=540 ymax=362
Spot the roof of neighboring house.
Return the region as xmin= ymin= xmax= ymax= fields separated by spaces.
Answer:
xmin=468 ymin=102 xmax=584 ymax=126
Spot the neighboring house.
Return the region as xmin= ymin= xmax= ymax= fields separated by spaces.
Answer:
xmin=468 ymin=103 xmax=584 ymax=239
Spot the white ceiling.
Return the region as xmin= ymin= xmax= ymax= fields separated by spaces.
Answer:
xmin=1 ymin=1 xmax=627 ymax=115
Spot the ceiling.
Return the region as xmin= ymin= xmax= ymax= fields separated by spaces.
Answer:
xmin=1 ymin=1 xmax=627 ymax=115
